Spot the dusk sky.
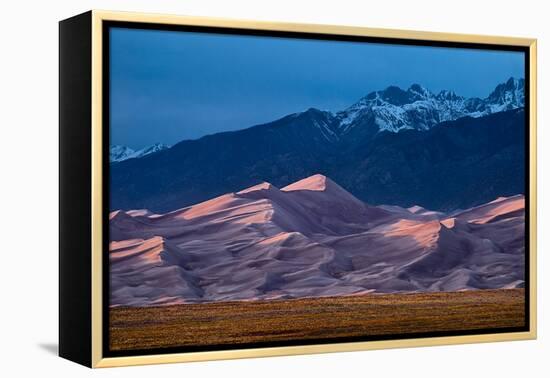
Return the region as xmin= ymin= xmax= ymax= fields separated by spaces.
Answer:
xmin=110 ymin=27 xmax=525 ymax=149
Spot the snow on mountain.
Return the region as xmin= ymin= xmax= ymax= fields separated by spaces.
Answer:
xmin=335 ymin=77 xmax=525 ymax=134
xmin=110 ymin=143 xmax=170 ymax=163
xmin=484 ymin=77 xmax=525 ymax=114
xmin=132 ymin=143 xmax=170 ymax=158
xmin=109 ymin=145 xmax=135 ymax=163
xmin=109 ymin=78 xmax=523 ymax=162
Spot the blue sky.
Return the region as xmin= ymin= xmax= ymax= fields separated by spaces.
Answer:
xmin=110 ymin=27 xmax=525 ymax=149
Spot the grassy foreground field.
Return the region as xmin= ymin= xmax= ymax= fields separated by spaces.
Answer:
xmin=110 ymin=289 xmax=525 ymax=351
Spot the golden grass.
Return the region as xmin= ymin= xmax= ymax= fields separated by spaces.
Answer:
xmin=110 ymin=289 xmax=525 ymax=351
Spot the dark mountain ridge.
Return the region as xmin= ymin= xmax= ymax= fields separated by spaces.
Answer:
xmin=110 ymin=107 xmax=525 ymax=212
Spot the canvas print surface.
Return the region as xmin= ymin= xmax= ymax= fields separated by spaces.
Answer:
xmin=107 ymin=26 xmax=527 ymax=354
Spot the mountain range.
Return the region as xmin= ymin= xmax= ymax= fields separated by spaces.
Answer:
xmin=110 ymin=174 xmax=525 ymax=307
xmin=110 ymin=143 xmax=170 ymax=163
xmin=335 ymin=77 xmax=524 ymax=135
xmin=110 ymin=77 xmax=525 ymax=213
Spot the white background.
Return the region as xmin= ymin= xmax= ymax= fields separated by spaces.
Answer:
xmin=0 ymin=0 xmax=547 ymax=376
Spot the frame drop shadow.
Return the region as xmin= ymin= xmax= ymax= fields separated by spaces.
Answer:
xmin=38 ymin=343 xmax=58 ymax=356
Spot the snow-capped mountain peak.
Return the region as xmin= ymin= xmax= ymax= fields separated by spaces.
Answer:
xmin=335 ymin=77 xmax=524 ymax=135
xmin=407 ymin=83 xmax=432 ymax=100
xmin=110 ymin=143 xmax=170 ymax=163
xmin=109 ymin=145 xmax=135 ymax=163
xmin=134 ymin=143 xmax=170 ymax=157
xmin=485 ymin=77 xmax=525 ymax=113
xmin=436 ymin=90 xmax=461 ymax=101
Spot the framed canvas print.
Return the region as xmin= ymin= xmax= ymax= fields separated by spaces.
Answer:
xmin=59 ymin=10 xmax=537 ymax=368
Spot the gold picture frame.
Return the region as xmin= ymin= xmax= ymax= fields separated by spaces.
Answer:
xmin=59 ymin=10 xmax=537 ymax=368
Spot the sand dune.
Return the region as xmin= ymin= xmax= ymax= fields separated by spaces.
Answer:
xmin=109 ymin=174 xmax=525 ymax=306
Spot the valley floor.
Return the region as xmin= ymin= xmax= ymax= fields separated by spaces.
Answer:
xmin=109 ymin=288 xmax=525 ymax=352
